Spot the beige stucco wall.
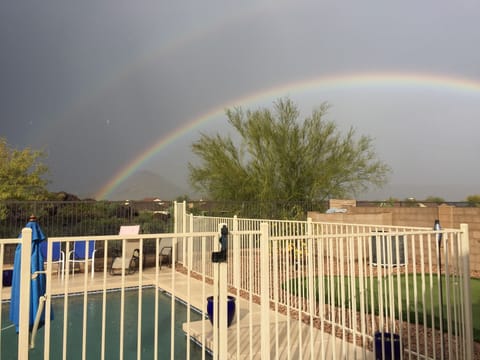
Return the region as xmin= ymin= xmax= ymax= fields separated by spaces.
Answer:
xmin=309 ymin=212 xmax=393 ymax=226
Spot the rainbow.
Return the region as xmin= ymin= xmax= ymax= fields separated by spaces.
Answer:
xmin=94 ymin=71 xmax=480 ymax=199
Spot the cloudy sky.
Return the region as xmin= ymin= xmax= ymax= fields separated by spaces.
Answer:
xmin=1 ymin=1 xmax=479 ymax=201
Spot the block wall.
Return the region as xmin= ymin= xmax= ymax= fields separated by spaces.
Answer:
xmin=310 ymin=204 xmax=480 ymax=274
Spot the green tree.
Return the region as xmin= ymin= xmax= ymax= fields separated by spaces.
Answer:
xmin=424 ymin=196 xmax=445 ymax=204
xmin=466 ymin=194 xmax=480 ymax=207
xmin=0 ymin=137 xmax=49 ymax=201
xmin=189 ymin=98 xmax=390 ymax=201
xmin=380 ymin=197 xmax=399 ymax=207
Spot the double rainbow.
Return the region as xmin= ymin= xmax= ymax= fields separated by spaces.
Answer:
xmin=94 ymin=71 xmax=480 ymax=200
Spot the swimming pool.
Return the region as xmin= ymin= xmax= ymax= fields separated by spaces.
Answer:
xmin=1 ymin=288 xmax=211 ymax=359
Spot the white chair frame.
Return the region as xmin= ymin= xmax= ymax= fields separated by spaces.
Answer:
xmin=40 ymin=241 xmax=65 ymax=280
xmin=68 ymin=240 xmax=96 ymax=279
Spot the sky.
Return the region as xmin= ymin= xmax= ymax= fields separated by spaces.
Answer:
xmin=1 ymin=1 xmax=479 ymax=201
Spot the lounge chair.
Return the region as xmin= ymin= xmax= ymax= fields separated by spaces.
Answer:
xmin=159 ymin=246 xmax=172 ymax=270
xmin=39 ymin=240 xmax=65 ymax=279
xmin=68 ymin=240 xmax=96 ymax=278
xmin=119 ymin=225 xmax=140 ymax=236
xmin=110 ymin=225 xmax=141 ymax=275
xmin=111 ymin=248 xmax=141 ymax=275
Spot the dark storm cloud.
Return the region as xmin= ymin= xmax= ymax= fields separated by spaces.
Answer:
xmin=1 ymin=1 xmax=480 ymax=200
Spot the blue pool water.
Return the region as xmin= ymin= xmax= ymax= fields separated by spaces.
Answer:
xmin=1 ymin=288 xmax=211 ymax=359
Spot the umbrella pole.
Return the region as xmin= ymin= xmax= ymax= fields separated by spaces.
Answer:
xmin=29 ymin=295 xmax=46 ymax=349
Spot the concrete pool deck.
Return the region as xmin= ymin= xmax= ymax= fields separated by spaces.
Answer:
xmin=1 ymin=266 xmax=373 ymax=359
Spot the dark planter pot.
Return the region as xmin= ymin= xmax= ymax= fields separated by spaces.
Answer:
xmin=2 ymin=269 xmax=13 ymax=287
xmin=206 ymin=295 xmax=236 ymax=328
xmin=374 ymin=332 xmax=401 ymax=360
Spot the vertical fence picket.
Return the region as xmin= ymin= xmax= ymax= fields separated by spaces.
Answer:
xmin=260 ymin=223 xmax=270 ymax=360
xmin=18 ymin=228 xmax=32 ymax=360
xmin=460 ymin=224 xmax=473 ymax=359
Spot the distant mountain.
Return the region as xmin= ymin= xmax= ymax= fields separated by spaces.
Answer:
xmin=107 ymin=170 xmax=194 ymax=201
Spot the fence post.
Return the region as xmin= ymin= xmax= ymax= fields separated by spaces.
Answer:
xmin=182 ymin=201 xmax=187 ymax=266
xmin=460 ymin=223 xmax=473 ymax=359
xmin=174 ymin=201 xmax=179 ymax=264
xmin=212 ymin=223 xmax=228 ymax=360
xmin=260 ymin=222 xmax=270 ymax=360
xmin=174 ymin=201 xmax=178 ymax=234
xmin=18 ymin=227 xmax=32 ymax=360
xmin=233 ymin=216 xmax=240 ymax=290
xmin=188 ymin=215 xmax=194 ymax=271
xmin=306 ymin=217 xmax=315 ymax=358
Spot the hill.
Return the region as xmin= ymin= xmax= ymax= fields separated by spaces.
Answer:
xmin=106 ymin=170 xmax=193 ymax=201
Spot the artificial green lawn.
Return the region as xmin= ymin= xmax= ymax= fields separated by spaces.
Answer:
xmin=286 ymin=275 xmax=480 ymax=342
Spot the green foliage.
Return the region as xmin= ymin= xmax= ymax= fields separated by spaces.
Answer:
xmin=189 ymin=98 xmax=390 ymax=202
xmin=380 ymin=197 xmax=398 ymax=207
xmin=466 ymin=194 xmax=480 ymax=207
xmin=424 ymin=196 xmax=445 ymax=204
xmin=175 ymin=195 xmax=190 ymax=202
xmin=183 ymin=200 xmax=326 ymax=220
xmin=0 ymin=200 xmax=175 ymax=240
xmin=403 ymin=197 xmax=418 ymax=207
xmin=0 ymin=138 xmax=49 ymax=202
xmin=136 ymin=210 xmax=171 ymax=234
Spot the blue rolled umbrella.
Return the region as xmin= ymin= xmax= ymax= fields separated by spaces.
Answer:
xmin=9 ymin=215 xmax=52 ymax=332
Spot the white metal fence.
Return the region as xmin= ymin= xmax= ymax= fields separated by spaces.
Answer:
xmin=176 ymin=202 xmax=473 ymax=359
xmin=0 ymin=201 xmax=474 ymax=359
xmin=1 ymin=227 xmax=220 ymax=360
